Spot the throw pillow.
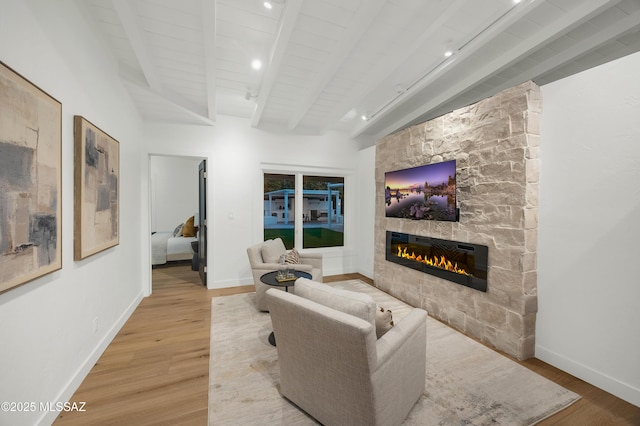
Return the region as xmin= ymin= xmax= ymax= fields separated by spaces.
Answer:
xmin=182 ymin=216 xmax=196 ymax=237
xmin=261 ymin=239 xmax=286 ymax=264
xmin=285 ymin=248 xmax=300 ymax=264
xmin=375 ymin=306 xmax=394 ymax=339
xmin=173 ymin=223 xmax=184 ymax=237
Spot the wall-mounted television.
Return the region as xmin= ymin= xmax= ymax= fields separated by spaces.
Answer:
xmin=385 ymin=159 xmax=457 ymax=222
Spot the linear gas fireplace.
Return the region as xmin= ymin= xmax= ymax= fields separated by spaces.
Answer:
xmin=386 ymin=231 xmax=488 ymax=292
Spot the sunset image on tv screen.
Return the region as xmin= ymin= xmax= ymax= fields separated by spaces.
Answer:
xmin=385 ymin=160 xmax=457 ymax=222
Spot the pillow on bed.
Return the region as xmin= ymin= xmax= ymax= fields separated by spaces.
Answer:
xmin=182 ymin=216 xmax=196 ymax=237
xmin=173 ymin=223 xmax=184 ymax=237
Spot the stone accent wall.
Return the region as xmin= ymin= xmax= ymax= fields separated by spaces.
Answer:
xmin=375 ymin=81 xmax=541 ymax=360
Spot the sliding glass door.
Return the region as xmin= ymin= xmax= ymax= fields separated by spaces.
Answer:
xmin=263 ymin=173 xmax=295 ymax=249
xmin=301 ymin=175 xmax=344 ymax=248
xmin=264 ymin=173 xmax=345 ymax=249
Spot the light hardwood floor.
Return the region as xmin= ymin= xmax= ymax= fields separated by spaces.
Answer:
xmin=55 ymin=264 xmax=639 ymax=425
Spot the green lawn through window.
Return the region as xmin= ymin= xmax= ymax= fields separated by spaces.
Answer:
xmin=264 ymin=228 xmax=344 ymax=249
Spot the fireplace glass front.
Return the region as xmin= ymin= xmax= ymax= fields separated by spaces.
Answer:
xmin=386 ymin=231 xmax=488 ymax=292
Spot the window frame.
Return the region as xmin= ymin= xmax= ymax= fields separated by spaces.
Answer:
xmin=261 ymin=163 xmax=352 ymax=252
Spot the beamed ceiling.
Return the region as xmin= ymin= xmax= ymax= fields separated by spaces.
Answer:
xmin=80 ymin=0 xmax=640 ymax=145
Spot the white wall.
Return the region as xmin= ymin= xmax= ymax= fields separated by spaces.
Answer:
xmin=0 ymin=1 xmax=145 ymax=425
xmin=142 ymin=118 xmax=364 ymax=290
xmin=355 ymin=145 xmax=376 ymax=278
xmin=150 ymin=155 xmax=201 ymax=232
xmin=538 ymin=51 xmax=640 ymax=407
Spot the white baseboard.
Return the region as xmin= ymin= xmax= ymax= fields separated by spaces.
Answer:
xmin=209 ymin=277 xmax=254 ymax=289
xmin=535 ymin=344 xmax=640 ymax=408
xmin=38 ymin=292 xmax=144 ymax=426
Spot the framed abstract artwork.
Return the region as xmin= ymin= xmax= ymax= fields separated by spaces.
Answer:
xmin=0 ymin=62 xmax=62 ymax=293
xmin=74 ymin=116 xmax=120 ymax=260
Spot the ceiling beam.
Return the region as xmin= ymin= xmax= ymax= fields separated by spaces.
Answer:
xmin=119 ymin=66 xmax=214 ymax=125
xmin=317 ymin=0 xmax=469 ymax=135
xmin=437 ymin=8 xmax=640 ymax=131
xmin=518 ymin=8 xmax=640 ymax=87
xmin=348 ymin=0 xmax=543 ymax=137
xmin=113 ymin=0 xmax=215 ymax=125
xmin=352 ymin=0 xmax=623 ymax=139
xmin=202 ymin=0 xmax=217 ymax=122
xmin=112 ymin=0 xmax=163 ymax=91
xmin=251 ymin=0 xmax=304 ymax=128
xmin=286 ymin=0 xmax=387 ymax=131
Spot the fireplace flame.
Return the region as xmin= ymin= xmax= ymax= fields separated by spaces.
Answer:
xmin=397 ymin=246 xmax=472 ymax=277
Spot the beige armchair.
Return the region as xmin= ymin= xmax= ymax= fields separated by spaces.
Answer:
xmin=246 ymin=238 xmax=322 ymax=311
xmin=266 ymin=278 xmax=427 ymax=426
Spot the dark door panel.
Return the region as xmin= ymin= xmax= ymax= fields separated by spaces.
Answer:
xmin=198 ymin=160 xmax=207 ymax=286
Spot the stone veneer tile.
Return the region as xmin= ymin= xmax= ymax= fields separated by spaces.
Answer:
xmin=446 ymin=307 xmax=467 ymax=331
xmin=375 ymin=81 xmax=541 ymax=360
xmin=527 ymin=134 xmax=541 ymax=149
xmin=526 ymin=158 xmax=540 ymax=183
xmin=524 ymin=207 xmax=538 ymax=229
xmin=523 ymin=271 xmax=538 ymax=295
xmin=520 ymin=252 xmax=537 ymax=273
xmin=525 ymin=111 xmax=542 ymax=134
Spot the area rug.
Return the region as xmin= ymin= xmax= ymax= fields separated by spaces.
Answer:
xmin=209 ymin=280 xmax=580 ymax=425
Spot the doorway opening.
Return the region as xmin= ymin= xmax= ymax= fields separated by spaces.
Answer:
xmin=148 ymin=154 xmax=208 ymax=293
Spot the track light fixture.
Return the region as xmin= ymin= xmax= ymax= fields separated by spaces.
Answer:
xmin=245 ymin=89 xmax=257 ymax=101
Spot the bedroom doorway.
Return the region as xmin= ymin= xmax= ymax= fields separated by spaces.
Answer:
xmin=149 ymin=154 xmax=207 ymax=290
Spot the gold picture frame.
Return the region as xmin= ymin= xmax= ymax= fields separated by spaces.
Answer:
xmin=74 ymin=116 xmax=120 ymax=260
xmin=0 ymin=61 xmax=62 ymax=293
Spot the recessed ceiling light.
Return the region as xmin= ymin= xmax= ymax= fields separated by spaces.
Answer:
xmin=361 ymin=115 xmax=367 ymax=121
xmin=264 ymin=1 xmax=273 ymax=9
xmin=513 ymin=0 xmax=521 ymax=4
xmin=251 ymin=59 xmax=262 ymax=70
xmin=444 ymin=51 xmax=453 ymax=58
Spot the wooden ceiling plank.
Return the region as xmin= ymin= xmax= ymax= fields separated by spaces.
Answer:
xmin=112 ymin=0 xmax=214 ymax=124
xmin=318 ymin=0 xmax=470 ymax=135
xmin=251 ymin=0 xmax=305 ymax=128
xmin=202 ymin=0 xmax=217 ymax=121
xmin=286 ymin=0 xmax=387 ymax=131
xmin=112 ymin=0 xmax=163 ymax=91
xmin=120 ymin=66 xmax=214 ymax=125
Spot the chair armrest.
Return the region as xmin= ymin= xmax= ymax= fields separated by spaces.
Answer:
xmin=253 ymin=262 xmax=313 ymax=274
xmin=298 ymin=252 xmax=323 ymax=269
xmin=371 ymin=308 xmax=427 ymax=425
xmin=253 ymin=263 xmax=281 ymax=272
xmin=290 ymin=264 xmax=313 ymax=273
xmin=375 ymin=308 xmax=427 ymax=370
xmin=299 ymin=252 xmax=322 ymax=259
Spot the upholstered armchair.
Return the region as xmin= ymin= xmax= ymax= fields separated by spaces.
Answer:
xmin=246 ymin=238 xmax=322 ymax=311
xmin=265 ymin=278 xmax=427 ymax=426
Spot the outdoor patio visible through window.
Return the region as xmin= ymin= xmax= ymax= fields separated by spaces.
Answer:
xmin=264 ymin=173 xmax=344 ymax=249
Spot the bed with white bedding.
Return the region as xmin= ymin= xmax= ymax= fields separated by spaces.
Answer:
xmin=151 ymin=231 xmax=197 ymax=266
